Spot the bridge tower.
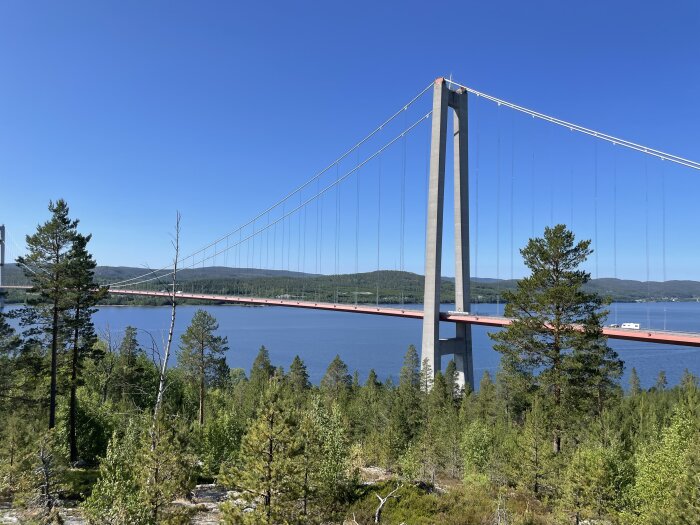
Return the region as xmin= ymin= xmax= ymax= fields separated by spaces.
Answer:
xmin=0 ymin=224 xmax=5 ymax=312
xmin=422 ymin=78 xmax=474 ymax=391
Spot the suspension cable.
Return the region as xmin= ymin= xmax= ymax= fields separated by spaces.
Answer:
xmin=108 ymin=82 xmax=434 ymax=287
xmin=445 ymin=79 xmax=700 ymax=171
xmin=117 ymin=113 xmax=432 ymax=289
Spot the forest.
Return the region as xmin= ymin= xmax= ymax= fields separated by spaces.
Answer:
xmin=1 ymin=201 xmax=698 ymax=524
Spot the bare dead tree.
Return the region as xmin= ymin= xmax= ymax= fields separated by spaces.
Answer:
xmin=152 ymin=211 xmax=180 ymax=427
xmin=374 ymin=484 xmax=401 ymax=524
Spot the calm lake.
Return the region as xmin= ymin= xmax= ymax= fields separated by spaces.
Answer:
xmin=84 ymin=301 xmax=700 ymax=389
xmin=6 ymin=302 xmax=700 ymax=389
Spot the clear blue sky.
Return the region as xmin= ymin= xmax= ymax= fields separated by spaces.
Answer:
xmin=1 ymin=0 xmax=699 ymax=281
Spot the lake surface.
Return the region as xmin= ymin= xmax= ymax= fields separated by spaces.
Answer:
xmin=7 ymin=302 xmax=700 ymax=389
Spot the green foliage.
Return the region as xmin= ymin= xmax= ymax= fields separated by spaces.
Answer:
xmin=490 ymin=225 xmax=622 ymax=453
xmin=82 ymin=416 xmax=196 ymax=525
xmin=320 ymin=354 xmax=352 ymax=403
xmin=629 ymin=406 xmax=698 ymax=523
xmin=82 ymin=422 xmax=150 ymax=525
xmin=219 ymin=376 xmax=302 ymax=524
xmin=176 ymin=309 xmax=229 ymax=425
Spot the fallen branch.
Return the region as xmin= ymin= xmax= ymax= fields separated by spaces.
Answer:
xmin=374 ymin=484 xmax=401 ymax=524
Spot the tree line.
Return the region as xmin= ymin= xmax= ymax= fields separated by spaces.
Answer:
xmin=0 ymin=202 xmax=698 ymax=524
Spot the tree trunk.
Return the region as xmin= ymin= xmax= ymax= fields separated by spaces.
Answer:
xmin=199 ymin=343 xmax=205 ymax=426
xmin=69 ymin=305 xmax=80 ymax=463
xmin=49 ymin=297 xmax=59 ymax=429
xmin=152 ymin=212 xmax=180 ymax=428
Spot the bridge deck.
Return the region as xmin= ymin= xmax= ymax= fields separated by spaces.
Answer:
xmin=108 ymin=289 xmax=700 ymax=347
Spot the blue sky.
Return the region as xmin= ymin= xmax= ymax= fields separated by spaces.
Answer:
xmin=1 ymin=0 xmax=699 ymax=281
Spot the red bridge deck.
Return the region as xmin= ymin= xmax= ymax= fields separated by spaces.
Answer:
xmin=109 ymin=289 xmax=700 ymax=348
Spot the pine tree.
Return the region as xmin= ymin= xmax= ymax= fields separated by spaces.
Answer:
xmin=65 ymin=232 xmax=106 ymax=462
xmin=220 ymin=376 xmax=302 ymax=524
xmin=17 ymin=199 xmax=79 ymax=429
xmin=490 ymin=225 xmax=620 ymax=454
xmin=177 ymin=310 xmax=229 ymax=425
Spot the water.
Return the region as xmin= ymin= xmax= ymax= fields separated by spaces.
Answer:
xmin=6 ymin=302 xmax=700 ymax=389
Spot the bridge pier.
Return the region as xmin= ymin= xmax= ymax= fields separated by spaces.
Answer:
xmin=421 ymin=78 xmax=474 ymax=392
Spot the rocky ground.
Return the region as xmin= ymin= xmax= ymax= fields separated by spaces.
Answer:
xmin=0 ymin=484 xmax=227 ymax=525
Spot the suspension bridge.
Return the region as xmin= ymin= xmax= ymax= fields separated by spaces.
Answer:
xmin=2 ymin=78 xmax=700 ymax=389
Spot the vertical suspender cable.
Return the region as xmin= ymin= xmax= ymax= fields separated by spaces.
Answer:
xmin=594 ymin=142 xmax=599 ymax=279
xmin=315 ymin=178 xmax=320 ymax=299
xmin=400 ymin=121 xmax=407 ymax=306
xmin=302 ymin=205 xmax=307 ymax=299
xmin=377 ymin=154 xmax=381 ymax=307
xmin=335 ymin=163 xmax=340 ymax=303
xmin=645 ymin=158 xmax=651 ymax=329
xmin=570 ymin=169 xmax=574 ymax=230
xmin=644 ymin=157 xmax=651 ymax=328
xmin=662 ymin=162 xmax=667 ymax=283
xmin=355 ymin=151 xmax=360 ymax=306
xmin=531 ymin=152 xmax=535 ymax=238
xmin=496 ymin=105 xmax=501 ymax=314
xmin=510 ymin=113 xmax=515 ymax=281
xmin=273 ymin=221 xmax=278 ymax=271
xmin=475 ymin=129 xmax=480 ymax=287
xmin=319 ymin=190 xmax=324 ymax=301
xmin=266 ymin=213 xmax=270 ymax=270
xmin=613 ymin=149 xmax=618 ymax=324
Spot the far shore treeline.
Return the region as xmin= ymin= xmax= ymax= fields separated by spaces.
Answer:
xmin=3 ymin=263 xmax=700 ymax=306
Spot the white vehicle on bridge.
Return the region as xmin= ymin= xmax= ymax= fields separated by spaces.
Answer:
xmin=620 ymin=322 xmax=640 ymax=330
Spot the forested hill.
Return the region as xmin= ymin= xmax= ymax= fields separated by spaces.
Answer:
xmin=3 ymin=264 xmax=700 ymax=304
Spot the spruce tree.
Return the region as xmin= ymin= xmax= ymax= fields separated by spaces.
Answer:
xmin=244 ymin=346 xmax=274 ymax=416
xmin=654 ymin=370 xmax=668 ymax=392
xmin=629 ymin=367 xmax=642 ymax=396
xmin=17 ymin=199 xmax=79 ymax=429
xmin=288 ymin=355 xmax=311 ymax=394
xmin=490 ymin=225 xmax=620 ymax=453
xmin=177 ymin=310 xmax=228 ymax=425
xmin=320 ymin=355 xmax=351 ymax=402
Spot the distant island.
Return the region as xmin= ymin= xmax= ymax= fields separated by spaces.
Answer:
xmin=3 ymin=263 xmax=699 ymax=306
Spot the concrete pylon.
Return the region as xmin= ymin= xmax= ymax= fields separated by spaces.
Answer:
xmin=421 ymin=78 xmax=474 ymax=391
xmin=0 ymin=225 xmax=5 ymax=312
